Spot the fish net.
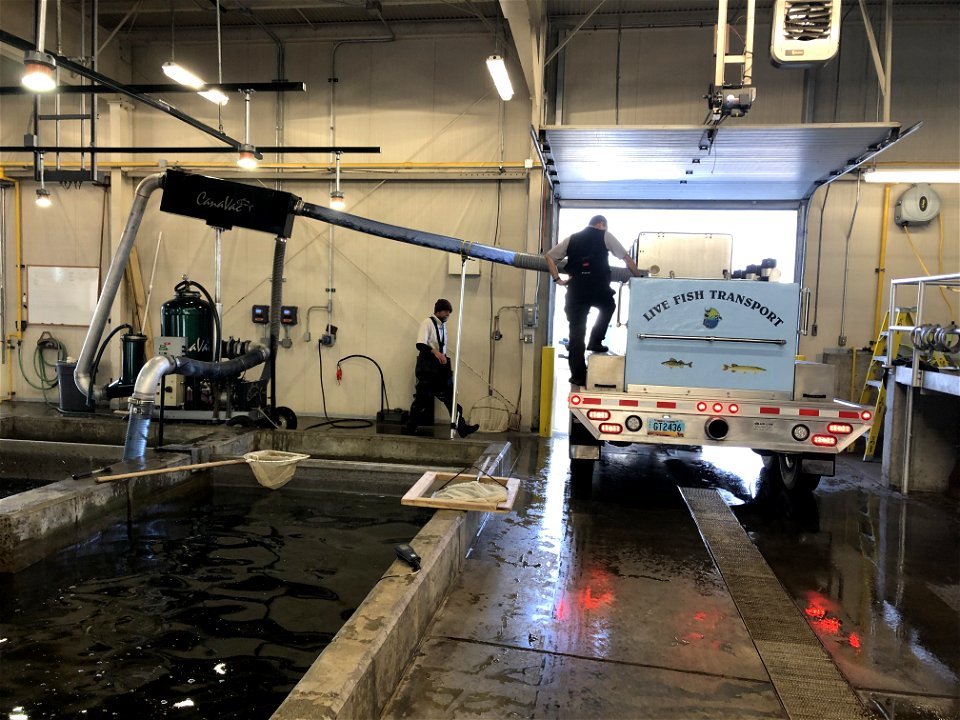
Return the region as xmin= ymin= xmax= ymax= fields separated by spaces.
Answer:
xmin=243 ymin=450 xmax=311 ymax=490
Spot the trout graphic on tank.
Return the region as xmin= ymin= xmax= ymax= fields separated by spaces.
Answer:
xmin=661 ymin=358 xmax=693 ymax=368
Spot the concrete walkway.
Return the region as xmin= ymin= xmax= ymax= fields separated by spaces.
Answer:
xmin=382 ymin=437 xmax=960 ymax=719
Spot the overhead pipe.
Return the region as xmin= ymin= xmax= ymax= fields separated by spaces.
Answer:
xmin=296 ymin=202 xmax=640 ymax=283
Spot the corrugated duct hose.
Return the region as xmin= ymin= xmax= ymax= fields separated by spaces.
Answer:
xmin=121 ymin=239 xmax=285 ymax=461
xmin=295 ymin=202 xmax=638 ymax=283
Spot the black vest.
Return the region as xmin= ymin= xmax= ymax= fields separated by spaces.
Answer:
xmin=566 ymin=226 xmax=610 ymax=283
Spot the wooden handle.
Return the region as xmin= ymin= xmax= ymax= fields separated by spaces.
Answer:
xmin=96 ymin=458 xmax=246 ymax=483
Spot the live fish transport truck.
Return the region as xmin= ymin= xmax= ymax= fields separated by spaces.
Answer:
xmin=567 ymin=275 xmax=874 ymax=493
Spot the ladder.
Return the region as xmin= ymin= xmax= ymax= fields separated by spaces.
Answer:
xmin=858 ymin=308 xmax=914 ymax=461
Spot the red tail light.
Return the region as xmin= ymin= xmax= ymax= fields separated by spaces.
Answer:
xmin=696 ymin=402 xmax=708 ymax=412
xmin=570 ymin=394 xmax=582 ymax=405
xmin=587 ymin=409 xmax=611 ymax=420
xmin=599 ymin=423 xmax=623 ymax=434
xmin=728 ymin=404 xmax=739 ymax=414
xmin=812 ymin=434 xmax=838 ymax=447
xmin=826 ymin=423 xmax=853 ymax=434
xmin=861 ymin=410 xmax=873 ymax=421
xmin=712 ymin=402 xmax=723 ymax=413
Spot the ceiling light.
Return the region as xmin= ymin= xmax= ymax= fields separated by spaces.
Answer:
xmin=198 ymin=89 xmax=229 ymax=106
xmin=863 ymin=168 xmax=960 ymax=184
xmin=162 ymin=61 xmax=205 ymax=89
xmin=35 ymin=188 xmax=52 ymax=208
xmin=21 ymin=51 xmax=57 ymax=92
xmin=329 ymin=190 xmax=345 ymax=211
xmin=485 ymin=55 xmax=513 ymax=101
xmin=237 ymin=144 xmax=258 ymax=170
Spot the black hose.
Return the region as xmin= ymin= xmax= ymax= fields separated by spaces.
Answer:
xmin=336 ymin=354 xmax=390 ymax=412
xmin=175 ymin=347 xmax=269 ymax=379
xmin=87 ymin=323 xmax=132 ymax=408
xmin=175 ymin=280 xmax=220 ymax=362
xmin=307 ymin=342 xmax=373 ymax=430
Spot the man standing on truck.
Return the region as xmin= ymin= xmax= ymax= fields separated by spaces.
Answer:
xmin=545 ymin=215 xmax=643 ymax=387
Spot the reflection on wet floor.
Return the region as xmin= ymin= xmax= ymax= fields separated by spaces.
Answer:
xmin=384 ymin=436 xmax=960 ymax=720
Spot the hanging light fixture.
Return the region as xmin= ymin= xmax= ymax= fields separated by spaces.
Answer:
xmin=22 ymin=0 xmax=56 ymax=92
xmin=198 ymin=88 xmax=229 ymax=106
xmin=35 ymin=152 xmax=52 ymax=208
xmin=236 ymin=91 xmax=258 ymax=169
xmin=22 ymin=51 xmax=57 ymax=92
xmin=485 ymin=55 xmax=513 ymax=101
xmin=161 ymin=3 xmax=226 ymax=104
xmin=330 ymin=151 xmax=345 ymax=209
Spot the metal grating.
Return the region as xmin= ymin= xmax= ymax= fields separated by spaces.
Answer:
xmin=681 ymin=487 xmax=870 ymax=720
xmin=540 ymin=123 xmax=902 ymax=204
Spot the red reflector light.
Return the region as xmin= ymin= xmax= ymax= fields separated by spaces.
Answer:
xmin=827 ymin=422 xmax=853 ymax=434
xmin=861 ymin=410 xmax=873 ymax=421
xmin=657 ymin=401 xmax=676 ymax=409
xmin=760 ymin=406 xmax=780 ymax=415
xmin=619 ymin=399 xmax=639 ymax=407
xmin=728 ymin=404 xmax=739 ymax=414
xmin=582 ymin=397 xmax=602 ymax=405
xmin=570 ymin=394 xmax=582 ymax=405
xmin=696 ymin=402 xmax=708 ymax=412
xmin=587 ymin=409 xmax=611 ymax=421
xmin=712 ymin=403 xmax=723 ymax=413
xmin=799 ymin=408 xmax=819 ymax=417
xmin=812 ymin=434 xmax=838 ymax=447
xmin=598 ymin=423 xmax=623 ymax=434
xmin=839 ymin=410 xmax=859 ymax=419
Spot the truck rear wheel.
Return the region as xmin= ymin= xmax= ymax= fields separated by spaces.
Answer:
xmin=778 ymin=453 xmax=821 ymax=493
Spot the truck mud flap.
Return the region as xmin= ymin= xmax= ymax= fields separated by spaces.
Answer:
xmin=570 ymin=413 xmax=601 ymax=460
xmin=801 ymin=455 xmax=835 ymax=477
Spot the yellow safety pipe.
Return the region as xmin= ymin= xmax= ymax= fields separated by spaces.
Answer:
xmin=872 ymin=184 xmax=892 ymax=341
xmin=539 ymin=346 xmax=555 ymax=438
xmin=0 ymin=174 xmax=24 ymax=401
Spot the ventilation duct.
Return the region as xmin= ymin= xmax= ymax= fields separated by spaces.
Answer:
xmin=771 ymin=0 xmax=842 ymax=67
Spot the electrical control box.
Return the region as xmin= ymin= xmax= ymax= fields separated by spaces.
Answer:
xmin=280 ymin=306 xmax=299 ymax=326
xmin=523 ymin=304 xmax=539 ymax=327
xmin=251 ymin=305 xmax=269 ymax=324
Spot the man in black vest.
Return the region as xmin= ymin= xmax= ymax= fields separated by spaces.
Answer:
xmin=405 ymin=299 xmax=480 ymax=438
xmin=545 ymin=215 xmax=642 ymax=387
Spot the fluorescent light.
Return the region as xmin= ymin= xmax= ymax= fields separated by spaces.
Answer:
xmin=21 ymin=51 xmax=56 ymax=92
xmin=485 ymin=55 xmax=513 ymax=101
xmin=863 ymin=168 xmax=960 ymax=184
xmin=329 ymin=190 xmax=345 ymax=210
xmin=162 ymin=61 xmax=205 ymax=89
xmin=237 ymin=144 xmax=258 ymax=170
xmin=35 ymin=188 xmax=52 ymax=207
xmin=198 ymin=89 xmax=229 ymax=106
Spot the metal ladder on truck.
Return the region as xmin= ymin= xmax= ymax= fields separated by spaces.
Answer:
xmin=858 ymin=308 xmax=914 ymax=461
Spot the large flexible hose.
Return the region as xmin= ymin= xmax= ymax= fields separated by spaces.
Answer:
xmin=121 ymin=347 xmax=270 ymax=460
xmin=296 ymin=202 xmax=638 ymax=283
xmin=76 ymin=174 xmax=164 ymax=400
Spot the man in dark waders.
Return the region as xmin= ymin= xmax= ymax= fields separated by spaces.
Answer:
xmin=545 ymin=215 xmax=643 ymax=388
xmin=404 ymin=299 xmax=480 ymax=438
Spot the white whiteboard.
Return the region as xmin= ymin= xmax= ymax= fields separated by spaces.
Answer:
xmin=27 ymin=266 xmax=100 ymax=326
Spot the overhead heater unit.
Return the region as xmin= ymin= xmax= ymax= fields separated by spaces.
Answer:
xmin=771 ymin=0 xmax=842 ymax=67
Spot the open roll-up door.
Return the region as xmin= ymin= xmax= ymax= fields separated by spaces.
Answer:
xmin=538 ymin=123 xmax=918 ymax=207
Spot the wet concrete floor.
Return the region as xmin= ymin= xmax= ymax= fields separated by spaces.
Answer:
xmin=382 ymin=437 xmax=960 ymax=719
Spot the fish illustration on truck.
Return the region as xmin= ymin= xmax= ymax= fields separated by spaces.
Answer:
xmin=703 ymin=307 xmax=722 ymax=328
xmin=661 ymin=358 xmax=693 ymax=368
xmin=723 ymin=363 xmax=767 ymax=374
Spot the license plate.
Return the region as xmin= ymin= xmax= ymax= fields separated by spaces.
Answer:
xmin=649 ymin=419 xmax=685 ymax=437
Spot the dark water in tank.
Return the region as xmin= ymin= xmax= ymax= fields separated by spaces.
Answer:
xmin=0 ymin=486 xmax=433 ymax=719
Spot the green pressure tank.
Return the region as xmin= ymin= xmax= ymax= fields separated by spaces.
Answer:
xmin=160 ymin=286 xmax=213 ymax=361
